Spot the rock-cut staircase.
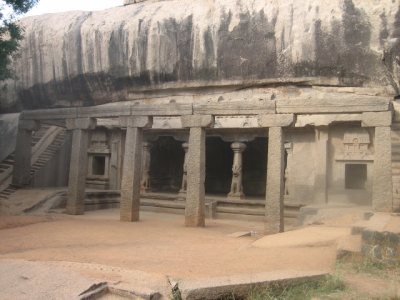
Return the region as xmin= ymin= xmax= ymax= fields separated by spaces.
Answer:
xmin=0 ymin=125 xmax=71 ymax=200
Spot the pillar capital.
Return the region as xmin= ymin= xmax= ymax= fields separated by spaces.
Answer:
xmin=230 ymin=142 xmax=247 ymax=153
xmin=362 ymin=111 xmax=392 ymax=127
xmin=66 ymin=118 xmax=97 ymax=130
xmin=119 ymin=116 xmax=153 ymax=128
xmin=181 ymin=115 xmax=214 ymax=128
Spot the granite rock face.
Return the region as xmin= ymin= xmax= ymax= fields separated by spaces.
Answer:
xmin=1 ymin=0 xmax=400 ymax=112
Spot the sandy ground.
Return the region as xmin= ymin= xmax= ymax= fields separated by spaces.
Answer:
xmin=0 ymin=195 xmax=398 ymax=299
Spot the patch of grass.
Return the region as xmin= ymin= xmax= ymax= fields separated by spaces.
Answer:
xmin=246 ymin=275 xmax=345 ymax=300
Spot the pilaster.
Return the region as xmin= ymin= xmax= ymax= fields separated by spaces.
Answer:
xmin=373 ymin=126 xmax=393 ymax=212
xmin=314 ymin=127 xmax=329 ymax=204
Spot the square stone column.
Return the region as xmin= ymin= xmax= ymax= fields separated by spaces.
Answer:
xmin=373 ymin=126 xmax=393 ymax=212
xmin=265 ymin=127 xmax=285 ymax=234
xmin=182 ymin=115 xmax=214 ymax=227
xmin=12 ymin=120 xmax=41 ymax=187
xmin=66 ymin=118 xmax=96 ymax=215
xmin=119 ymin=116 xmax=152 ymax=222
xmin=314 ymin=127 xmax=329 ymax=204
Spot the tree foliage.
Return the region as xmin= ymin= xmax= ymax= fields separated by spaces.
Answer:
xmin=0 ymin=0 xmax=38 ymax=82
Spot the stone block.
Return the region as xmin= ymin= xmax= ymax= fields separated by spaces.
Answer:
xmin=362 ymin=111 xmax=392 ymax=127
xmin=119 ymin=116 xmax=153 ymax=128
xmin=18 ymin=120 xmax=41 ymax=131
xmin=257 ymin=114 xmax=294 ymax=127
xmin=131 ymin=104 xmax=193 ymax=116
xmin=181 ymin=115 xmax=214 ymax=128
xmin=66 ymin=118 xmax=97 ymax=130
xmin=193 ymin=102 xmax=275 ymax=115
xmin=178 ymin=270 xmax=328 ymax=300
xmin=152 ymin=116 xmax=183 ymax=129
xmin=295 ymin=114 xmax=362 ymax=127
xmin=21 ymin=108 xmax=78 ymax=120
xmin=276 ymin=98 xmax=390 ymax=114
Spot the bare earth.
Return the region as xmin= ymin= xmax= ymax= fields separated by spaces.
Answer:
xmin=0 ymin=207 xmax=398 ymax=299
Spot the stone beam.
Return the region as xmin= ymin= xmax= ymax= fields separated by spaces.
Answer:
xmin=373 ymin=126 xmax=393 ymax=212
xmin=120 ymin=116 xmax=152 ymax=222
xmin=181 ymin=115 xmax=214 ymax=128
xmin=295 ymin=114 xmax=362 ymax=127
xmin=193 ymin=102 xmax=275 ymax=115
xmin=21 ymin=108 xmax=78 ymax=120
xmin=66 ymin=118 xmax=97 ymax=130
xmin=77 ymin=106 xmax=131 ymax=118
xmin=131 ymin=104 xmax=193 ymax=116
xmin=265 ymin=127 xmax=285 ymax=234
xmin=258 ymin=114 xmax=294 ymax=127
xmin=276 ymin=98 xmax=390 ymax=114
xmin=361 ymin=111 xmax=392 ymax=127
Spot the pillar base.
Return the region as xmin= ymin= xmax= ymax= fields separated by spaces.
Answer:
xmin=176 ymin=190 xmax=187 ymax=201
xmin=66 ymin=205 xmax=85 ymax=215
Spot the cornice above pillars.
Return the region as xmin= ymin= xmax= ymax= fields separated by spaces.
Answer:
xmin=66 ymin=118 xmax=97 ymax=130
xmin=257 ymin=114 xmax=295 ymax=127
xmin=119 ymin=116 xmax=153 ymax=128
xmin=18 ymin=120 xmax=41 ymax=131
xmin=181 ymin=115 xmax=214 ymax=128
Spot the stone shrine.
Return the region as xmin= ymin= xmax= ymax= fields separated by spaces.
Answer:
xmin=0 ymin=0 xmax=400 ymax=234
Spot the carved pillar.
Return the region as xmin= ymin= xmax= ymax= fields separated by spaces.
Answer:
xmin=119 ymin=116 xmax=152 ymax=222
xmin=373 ymin=126 xmax=393 ymax=212
xmin=140 ymin=142 xmax=152 ymax=193
xmin=314 ymin=127 xmax=329 ymax=204
xmin=182 ymin=115 xmax=214 ymax=227
xmin=227 ymin=142 xmax=247 ymax=199
xmin=265 ymin=127 xmax=285 ymax=234
xmin=178 ymin=142 xmax=189 ymax=199
xmin=66 ymin=118 xmax=97 ymax=215
xmin=12 ymin=120 xmax=41 ymax=187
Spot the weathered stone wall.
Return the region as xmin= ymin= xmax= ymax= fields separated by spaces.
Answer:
xmin=0 ymin=0 xmax=399 ymax=112
xmin=0 ymin=113 xmax=19 ymax=161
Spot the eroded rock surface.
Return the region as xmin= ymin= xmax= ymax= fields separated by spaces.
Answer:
xmin=1 ymin=0 xmax=400 ymax=112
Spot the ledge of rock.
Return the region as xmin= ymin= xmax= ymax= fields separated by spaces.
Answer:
xmin=1 ymin=0 xmax=400 ymax=112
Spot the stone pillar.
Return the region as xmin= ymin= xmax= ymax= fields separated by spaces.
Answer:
xmin=66 ymin=118 xmax=97 ymax=215
xmin=140 ymin=142 xmax=152 ymax=193
xmin=119 ymin=116 xmax=152 ymax=222
xmin=227 ymin=142 xmax=247 ymax=199
xmin=109 ymin=130 xmax=121 ymax=190
xmin=373 ymin=126 xmax=393 ymax=212
xmin=178 ymin=142 xmax=189 ymax=199
xmin=12 ymin=120 xmax=41 ymax=187
xmin=314 ymin=127 xmax=329 ymax=204
xmin=182 ymin=115 xmax=214 ymax=227
xmin=284 ymin=142 xmax=293 ymax=198
xmin=265 ymin=127 xmax=285 ymax=234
